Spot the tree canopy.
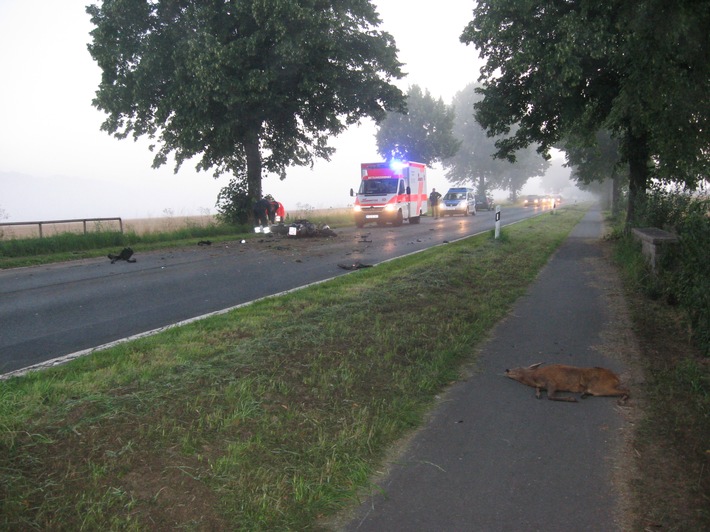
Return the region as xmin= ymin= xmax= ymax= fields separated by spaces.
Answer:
xmin=462 ymin=0 xmax=710 ymax=224
xmin=443 ymin=83 xmax=549 ymax=198
xmin=375 ymin=85 xmax=459 ymax=165
xmin=87 ymin=0 xmax=406 ymax=211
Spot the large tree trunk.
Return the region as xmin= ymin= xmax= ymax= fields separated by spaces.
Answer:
xmin=244 ymin=138 xmax=262 ymax=219
xmin=625 ymin=129 xmax=650 ymax=228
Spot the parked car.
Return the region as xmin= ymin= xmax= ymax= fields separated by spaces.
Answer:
xmin=441 ymin=187 xmax=476 ymax=216
xmin=475 ymin=195 xmax=494 ymax=211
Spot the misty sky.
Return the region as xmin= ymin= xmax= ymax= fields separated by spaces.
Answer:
xmin=1 ymin=1 xmax=560 ymax=222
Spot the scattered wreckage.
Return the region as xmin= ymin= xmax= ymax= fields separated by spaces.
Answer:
xmin=269 ymin=219 xmax=338 ymax=238
xmin=108 ymin=220 xmax=336 ymax=265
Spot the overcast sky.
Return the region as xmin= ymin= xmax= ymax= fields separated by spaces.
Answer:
xmin=0 ymin=1 xmax=519 ymax=222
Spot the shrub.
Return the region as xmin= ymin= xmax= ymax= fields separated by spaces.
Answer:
xmin=216 ymin=175 xmax=251 ymax=225
xmin=634 ymin=185 xmax=710 ymax=356
xmin=669 ymin=206 xmax=710 ymax=356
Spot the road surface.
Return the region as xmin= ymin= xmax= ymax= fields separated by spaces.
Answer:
xmin=1 ymin=206 xmax=547 ymax=375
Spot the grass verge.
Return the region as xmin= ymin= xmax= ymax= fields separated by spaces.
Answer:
xmin=0 ymin=224 xmax=247 ymax=269
xmin=1 ymin=207 xmax=585 ymax=530
xmin=0 ymin=212 xmax=354 ymax=270
xmin=610 ymin=232 xmax=710 ymax=530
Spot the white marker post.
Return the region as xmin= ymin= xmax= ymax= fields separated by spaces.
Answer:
xmin=495 ymin=205 xmax=501 ymax=239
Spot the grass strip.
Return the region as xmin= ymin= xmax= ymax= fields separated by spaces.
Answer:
xmin=0 ymin=207 xmax=586 ymax=530
xmin=0 ymin=213 xmax=354 ymax=270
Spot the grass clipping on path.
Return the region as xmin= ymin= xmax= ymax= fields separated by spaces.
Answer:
xmin=0 ymin=208 xmax=585 ymax=530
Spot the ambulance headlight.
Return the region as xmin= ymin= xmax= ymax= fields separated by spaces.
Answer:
xmin=383 ymin=204 xmax=396 ymax=212
xmin=353 ymin=205 xmax=362 ymax=212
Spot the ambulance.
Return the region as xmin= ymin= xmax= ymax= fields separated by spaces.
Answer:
xmin=350 ymin=161 xmax=428 ymax=227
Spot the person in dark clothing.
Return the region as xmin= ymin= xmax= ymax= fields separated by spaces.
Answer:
xmin=429 ymin=188 xmax=442 ymax=219
xmin=253 ymin=198 xmax=271 ymax=228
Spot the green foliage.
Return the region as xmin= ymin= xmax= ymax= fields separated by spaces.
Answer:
xmin=563 ymin=130 xmax=624 ymax=186
xmin=443 ymin=83 xmax=550 ymax=197
xmin=626 ymin=186 xmax=710 ymax=356
xmin=463 ymin=0 xmax=710 ymax=224
xmin=634 ymin=183 xmax=698 ymax=230
xmin=216 ymin=173 xmax=251 ymax=225
xmin=375 ymin=85 xmax=459 ymax=164
xmin=87 ymin=0 xmax=406 ymax=202
xmin=668 ymin=205 xmax=710 ymax=356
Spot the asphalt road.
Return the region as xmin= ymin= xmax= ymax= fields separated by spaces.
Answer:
xmin=1 ymin=206 xmax=546 ymax=376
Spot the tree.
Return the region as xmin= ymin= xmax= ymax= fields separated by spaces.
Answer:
xmin=375 ymin=85 xmax=459 ymax=165
xmin=87 ymin=0 xmax=406 ymax=218
xmin=443 ymin=83 xmax=549 ymax=198
xmin=462 ymin=0 xmax=710 ymax=225
xmin=561 ymin=130 xmax=626 ymax=215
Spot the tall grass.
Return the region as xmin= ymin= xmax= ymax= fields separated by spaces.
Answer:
xmin=0 ymin=223 xmax=245 ymax=258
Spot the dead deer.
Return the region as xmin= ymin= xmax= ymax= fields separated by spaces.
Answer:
xmin=505 ymin=363 xmax=629 ymax=404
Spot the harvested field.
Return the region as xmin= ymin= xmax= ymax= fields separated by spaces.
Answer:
xmin=0 ymin=209 xmax=352 ymax=240
xmin=0 ymin=216 xmax=216 ymax=240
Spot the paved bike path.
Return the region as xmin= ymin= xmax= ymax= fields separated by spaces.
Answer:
xmin=345 ymin=206 xmax=629 ymax=531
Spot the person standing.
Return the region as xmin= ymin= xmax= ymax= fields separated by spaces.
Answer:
xmin=429 ymin=188 xmax=442 ymax=219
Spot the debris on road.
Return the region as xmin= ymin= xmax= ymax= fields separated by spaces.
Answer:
xmin=338 ymin=261 xmax=372 ymax=270
xmin=108 ymin=247 xmax=136 ymax=264
xmin=271 ymin=220 xmax=338 ymax=238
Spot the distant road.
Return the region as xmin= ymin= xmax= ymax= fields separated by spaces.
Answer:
xmin=1 ymin=206 xmax=548 ymax=375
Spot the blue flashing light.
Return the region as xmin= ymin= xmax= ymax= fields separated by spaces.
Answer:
xmin=389 ymin=160 xmax=406 ymax=171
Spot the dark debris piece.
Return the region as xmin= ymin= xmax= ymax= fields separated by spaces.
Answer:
xmin=338 ymin=262 xmax=373 ymax=270
xmin=108 ymin=247 xmax=136 ymax=264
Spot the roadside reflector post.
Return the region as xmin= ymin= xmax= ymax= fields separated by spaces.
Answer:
xmin=495 ymin=205 xmax=501 ymax=239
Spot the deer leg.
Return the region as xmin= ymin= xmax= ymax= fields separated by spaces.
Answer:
xmin=547 ymin=388 xmax=578 ymax=402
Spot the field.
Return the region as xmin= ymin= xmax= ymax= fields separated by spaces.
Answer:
xmin=0 ymin=208 xmax=352 ymax=241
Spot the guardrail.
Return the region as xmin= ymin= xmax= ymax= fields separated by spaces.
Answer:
xmin=0 ymin=217 xmax=123 ymax=238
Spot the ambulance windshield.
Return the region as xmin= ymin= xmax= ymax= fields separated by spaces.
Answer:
xmin=359 ymin=178 xmax=399 ymax=195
